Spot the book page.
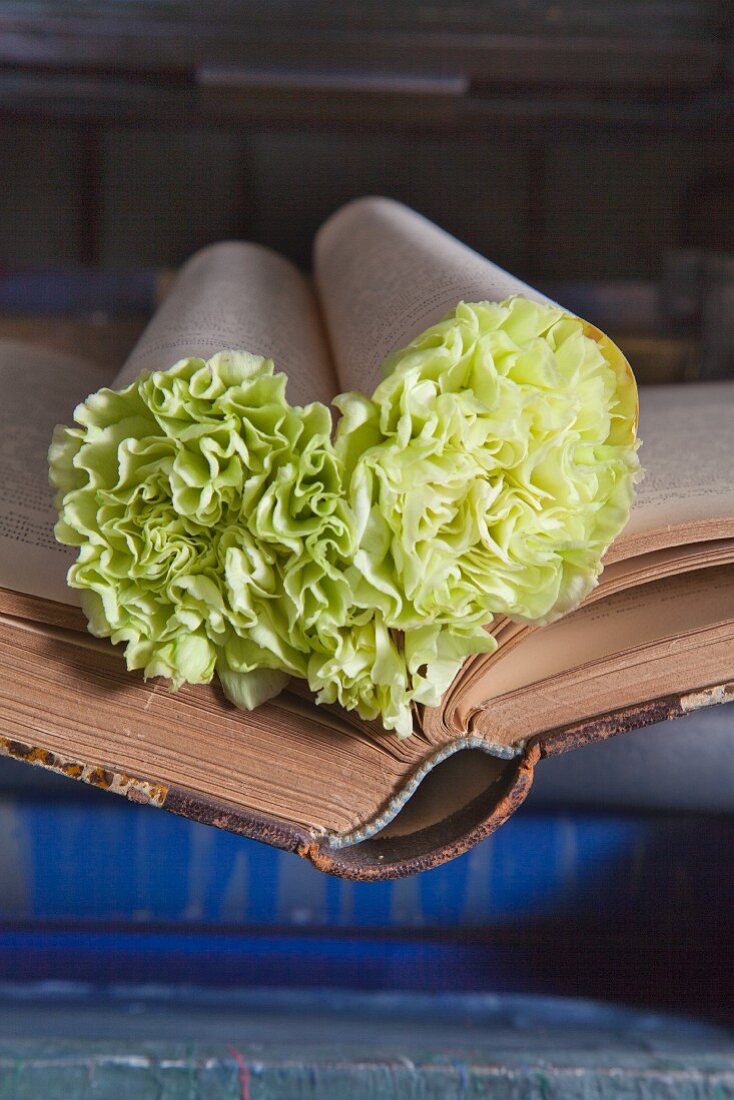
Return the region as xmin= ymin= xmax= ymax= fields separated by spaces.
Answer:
xmin=454 ymin=565 xmax=734 ymax=738
xmin=446 ymin=536 xmax=734 ymax=727
xmin=478 ymin=565 xmax=734 ymax=701
xmin=114 ymin=241 xmax=337 ymax=406
xmin=0 ymin=340 xmax=111 ymax=605
xmin=469 ymin=615 xmax=734 ymax=749
xmin=622 ymin=381 xmax=734 ymax=542
xmin=314 ymin=197 xmax=554 ymax=395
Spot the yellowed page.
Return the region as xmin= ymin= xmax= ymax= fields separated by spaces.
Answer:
xmin=114 ymin=241 xmax=337 ymax=406
xmin=314 ymin=196 xmax=554 ymax=395
xmin=474 ymin=565 xmax=734 ymax=702
xmin=470 ymin=618 xmax=734 ymax=748
xmin=620 ymin=381 xmax=734 ymax=545
xmin=0 ymin=340 xmax=110 ymax=605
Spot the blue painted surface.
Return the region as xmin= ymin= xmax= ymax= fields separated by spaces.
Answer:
xmin=0 ymin=270 xmax=157 ymax=315
xmin=0 ymin=921 xmax=730 ymax=1022
xmin=0 ymin=927 xmax=523 ymax=988
xmin=1 ymin=796 xmax=732 ymax=1019
xmin=3 ymin=797 xmax=734 ymax=931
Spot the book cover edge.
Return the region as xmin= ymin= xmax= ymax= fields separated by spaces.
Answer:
xmin=1 ymin=680 xmax=732 ymax=880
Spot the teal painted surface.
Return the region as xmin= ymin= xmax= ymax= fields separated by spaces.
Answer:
xmin=0 ymin=989 xmax=733 ymax=1098
xmin=2 ymin=1038 xmax=734 ymax=1098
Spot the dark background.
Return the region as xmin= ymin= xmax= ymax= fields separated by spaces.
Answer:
xmin=0 ymin=0 xmax=730 ymax=275
xmin=0 ymin=0 xmax=731 ymax=386
xmin=1 ymin=1 xmax=733 ymax=379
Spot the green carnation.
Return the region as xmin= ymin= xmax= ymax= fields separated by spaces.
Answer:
xmin=305 ymin=612 xmax=495 ymax=739
xmin=49 ymin=351 xmax=352 ymax=695
xmin=48 ymin=296 xmax=640 ymax=742
xmin=47 ymin=347 xmax=475 ymax=738
xmin=335 ymin=297 xmax=641 ymax=638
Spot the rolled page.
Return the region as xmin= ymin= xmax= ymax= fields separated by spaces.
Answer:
xmin=314 ymin=196 xmax=555 ymax=395
xmin=114 ymin=241 xmax=337 ymax=406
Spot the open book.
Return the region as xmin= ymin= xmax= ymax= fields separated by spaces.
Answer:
xmin=1 ymin=198 xmax=733 ymax=879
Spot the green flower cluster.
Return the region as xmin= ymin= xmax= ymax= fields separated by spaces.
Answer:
xmin=49 ymin=352 xmax=354 ymax=708
xmin=334 ymin=298 xmax=641 ymax=660
xmin=50 ymin=297 xmax=640 ymax=738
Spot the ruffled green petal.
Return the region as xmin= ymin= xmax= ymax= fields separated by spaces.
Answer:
xmin=218 ymin=664 xmax=291 ymax=710
xmin=49 ymin=350 xmax=352 ymax=703
xmin=336 ymin=296 xmax=641 ymax=633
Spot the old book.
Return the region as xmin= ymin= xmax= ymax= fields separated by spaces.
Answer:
xmin=1 ymin=198 xmax=733 ymax=880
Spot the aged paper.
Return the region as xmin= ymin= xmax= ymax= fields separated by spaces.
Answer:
xmin=114 ymin=241 xmax=337 ymax=406
xmin=0 ymin=340 xmax=109 ymax=603
xmin=625 ymin=381 xmax=734 ymax=537
xmin=477 ymin=564 xmax=734 ymax=700
xmin=315 ymin=196 xmax=554 ymax=395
